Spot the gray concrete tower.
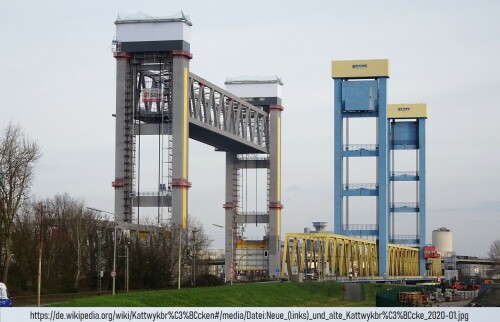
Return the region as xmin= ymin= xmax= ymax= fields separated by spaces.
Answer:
xmin=113 ymin=12 xmax=192 ymax=228
xmin=225 ymin=76 xmax=283 ymax=278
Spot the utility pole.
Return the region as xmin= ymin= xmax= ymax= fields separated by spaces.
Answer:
xmin=118 ymin=230 xmax=130 ymax=292
xmin=37 ymin=203 xmax=44 ymax=307
xmin=97 ymin=231 xmax=102 ymax=293
xmin=126 ymin=243 xmax=129 ymax=293
xmin=86 ymin=207 xmax=117 ymax=296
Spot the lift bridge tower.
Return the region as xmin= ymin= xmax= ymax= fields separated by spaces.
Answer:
xmin=112 ymin=12 xmax=282 ymax=277
xmin=332 ymin=60 xmax=427 ymax=276
xmin=225 ymin=77 xmax=283 ymax=278
xmin=112 ymin=12 xmax=193 ymax=228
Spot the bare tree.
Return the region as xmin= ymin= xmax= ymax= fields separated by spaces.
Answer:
xmin=0 ymin=122 xmax=41 ymax=283
xmin=42 ymin=194 xmax=102 ymax=290
xmin=10 ymin=201 xmax=38 ymax=291
xmin=488 ymin=239 xmax=500 ymax=260
xmin=124 ymin=217 xmax=212 ymax=289
xmin=71 ymin=205 xmax=102 ymax=289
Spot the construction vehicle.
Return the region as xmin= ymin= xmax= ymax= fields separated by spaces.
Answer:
xmin=450 ymin=276 xmax=481 ymax=291
xmin=450 ymin=281 xmax=468 ymax=291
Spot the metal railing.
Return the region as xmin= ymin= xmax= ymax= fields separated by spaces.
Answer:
xmin=391 ymin=171 xmax=418 ymax=177
xmin=390 ymin=235 xmax=420 ymax=243
xmin=391 ymin=202 xmax=419 ymax=209
xmin=130 ymin=191 xmax=172 ymax=197
xmin=343 ymin=183 xmax=378 ymax=190
xmin=343 ymin=224 xmax=379 ymax=231
xmin=237 ymin=154 xmax=269 ymax=161
xmin=376 ymin=285 xmax=439 ymax=307
xmin=237 ymin=211 xmax=268 ymax=216
xmin=343 ymin=144 xmax=378 ymax=151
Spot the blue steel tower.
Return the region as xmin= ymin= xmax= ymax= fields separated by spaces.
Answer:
xmin=332 ymin=60 xmax=428 ymax=276
xmin=388 ymin=104 xmax=427 ymax=275
xmin=332 ymin=60 xmax=391 ymax=276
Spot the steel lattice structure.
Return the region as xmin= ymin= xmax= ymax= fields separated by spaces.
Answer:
xmin=281 ymin=233 xmax=424 ymax=279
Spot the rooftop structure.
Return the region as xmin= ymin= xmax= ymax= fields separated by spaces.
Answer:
xmin=114 ymin=11 xmax=191 ymax=52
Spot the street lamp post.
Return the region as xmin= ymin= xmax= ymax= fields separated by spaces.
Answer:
xmin=118 ymin=230 xmax=130 ymax=293
xmin=213 ymin=224 xmax=234 ymax=285
xmin=87 ymin=207 xmax=117 ymax=296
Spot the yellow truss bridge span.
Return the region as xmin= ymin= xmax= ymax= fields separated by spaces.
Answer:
xmin=280 ymin=233 xmax=440 ymax=279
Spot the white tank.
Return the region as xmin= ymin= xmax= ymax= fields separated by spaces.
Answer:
xmin=432 ymin=227 xmax=453 ymax=257
xmin=225 ymin=76 xmax=283 ymax=100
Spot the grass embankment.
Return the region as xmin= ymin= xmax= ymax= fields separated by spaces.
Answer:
xmin=52 ymin=282 xmax=391 ymax=307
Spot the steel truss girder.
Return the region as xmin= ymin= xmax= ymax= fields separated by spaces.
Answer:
xmin=388 ymin=244 xmax=420 ymax=276
xmin=188 ymin=73 xmax=268 ymax=154
xmin=281 ymin=233 xmax=420 ymax=279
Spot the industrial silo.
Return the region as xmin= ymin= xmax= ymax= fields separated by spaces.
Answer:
xmin=432 ymin=227 xmax=453 ymax=257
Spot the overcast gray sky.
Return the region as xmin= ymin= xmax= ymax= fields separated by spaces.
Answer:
xmin=1 ymin=0 xmax=499 ymax=257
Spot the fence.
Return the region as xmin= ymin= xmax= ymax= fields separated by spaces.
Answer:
xmin=376 ymin=285 xmax=439 ymax=307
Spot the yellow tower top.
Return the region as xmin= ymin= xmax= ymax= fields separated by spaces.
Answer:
xmin=331 ymin=59 xmax=390 ymax=78
xmin=387 ymin=104 xmax=428 ymax=119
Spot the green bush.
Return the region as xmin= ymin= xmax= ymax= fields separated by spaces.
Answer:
xmin=194 ymin=274 xmax=224 ymax=287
